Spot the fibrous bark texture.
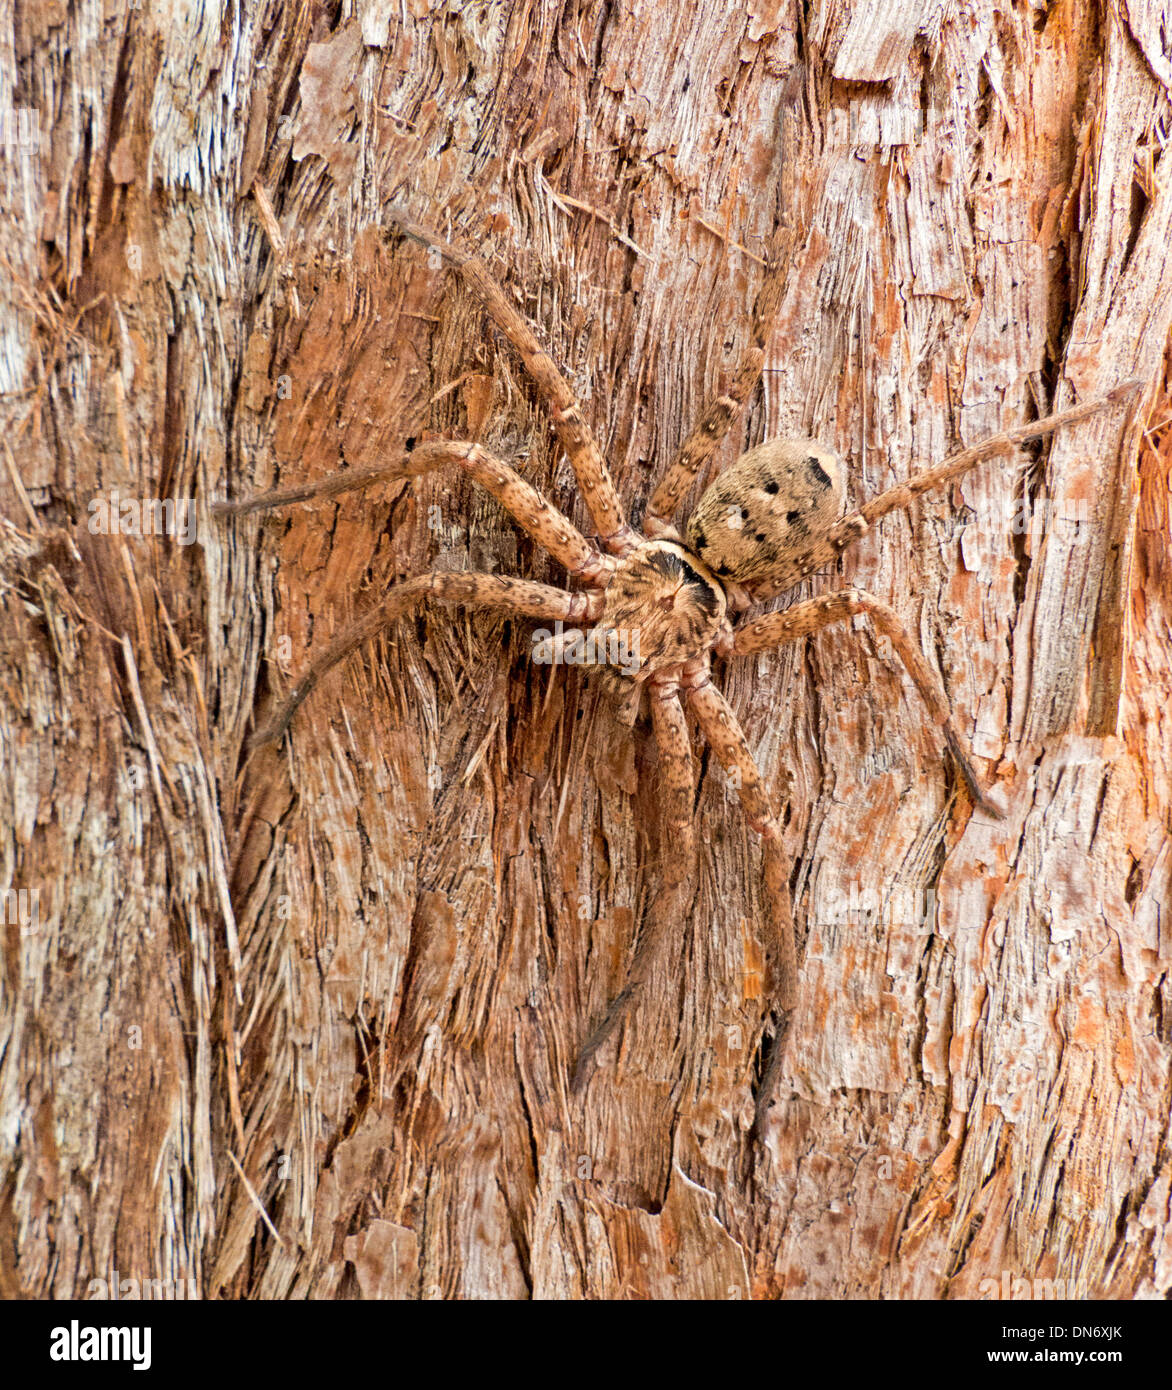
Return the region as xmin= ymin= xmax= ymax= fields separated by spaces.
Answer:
xmin=1 ymin=0 xmax=1170 ymax=1300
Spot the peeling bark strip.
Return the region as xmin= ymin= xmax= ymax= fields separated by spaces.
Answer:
xmin=0 ymin=0 xmax=1169 ymax=1302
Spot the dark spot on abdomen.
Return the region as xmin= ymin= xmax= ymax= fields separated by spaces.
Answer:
xmin=808 ymin=454 xmax=832 ymax=488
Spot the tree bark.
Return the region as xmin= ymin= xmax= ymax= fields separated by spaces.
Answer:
xmin=2 ymin=0 xmax=1170 ymax=1301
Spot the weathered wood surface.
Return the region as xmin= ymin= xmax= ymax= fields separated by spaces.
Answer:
xmin=1 ymin=1 xmax=1170 ymax=1300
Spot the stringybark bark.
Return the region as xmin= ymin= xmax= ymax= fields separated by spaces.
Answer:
xmin=1 ymin=0 xmax=1170 ymax=1300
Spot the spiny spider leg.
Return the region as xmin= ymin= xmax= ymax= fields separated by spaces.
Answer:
xmin=643 ymin=226 xmax=792 ymax=537
xmin=252 ymin=572 xmax=601 ymax=749
xmin=732 ymin=587 xmax=999 ymax=817
xmin=742 ymin=379 xmax=1144 ymax=606
xmin=216 ymin=440 xmax=613 ymax=586
xmin=685 ymin=673 xmax=799 ymax=1009
xmin=572 ymin=682 xmax=697 ymax=1091
xmin=385 ymin=205 xmax=638 ymax=555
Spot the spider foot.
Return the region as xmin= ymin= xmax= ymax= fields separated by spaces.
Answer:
xmin=944 ymin=726 xmax=1007 ymax=821
xmin=571 ymin=985 xmax=639 ymax=1094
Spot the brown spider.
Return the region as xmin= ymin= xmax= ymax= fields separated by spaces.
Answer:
xmin=216 ymin=207 xmax=1138 ymax=1089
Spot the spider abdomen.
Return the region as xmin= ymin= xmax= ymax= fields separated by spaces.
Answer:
xmin=685 ymin=438 xmax=845 ymax=585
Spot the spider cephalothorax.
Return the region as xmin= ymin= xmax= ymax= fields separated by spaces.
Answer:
xmin=595 ymin=540 xmax=727 ymax=678
xmin=216 ymin=206 xmax=1138 ymax=1089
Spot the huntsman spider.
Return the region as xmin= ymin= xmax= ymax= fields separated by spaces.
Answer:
xmin=216 ymin=207 xmax=1138 ymax=1087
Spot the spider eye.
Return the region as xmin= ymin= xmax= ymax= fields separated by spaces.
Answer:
xmin=755 ymin=532 xmax=766 ymax=542
xmin=763 ymin=480 xmax=779 ymax=495
xmin=787 ymin=510 xmax=801 ymax=523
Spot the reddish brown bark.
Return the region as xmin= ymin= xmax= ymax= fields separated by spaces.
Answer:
xmin=1 ymin=0 xmax=1169 ymax=1300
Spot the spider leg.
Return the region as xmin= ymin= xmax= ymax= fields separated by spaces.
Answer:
xmin=385 ymin=206 xmax=638 ymax=556
xmin=642 ymin=227 xmax=792 ymax=538
xmin=572 ymin=683 xmax=696 ymax=1091
xmin=684 ymin=674 xmax=798 ymax=1010
xmin=252 ymin=572 xmax=601 ymax=748
xmin=215 ymin=440 xmax=613 ymax=586
xmin=741 ymin=379 xmax=1143 ymax=606
xmin=733 ymin=587 xmax=1000 ymax=817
